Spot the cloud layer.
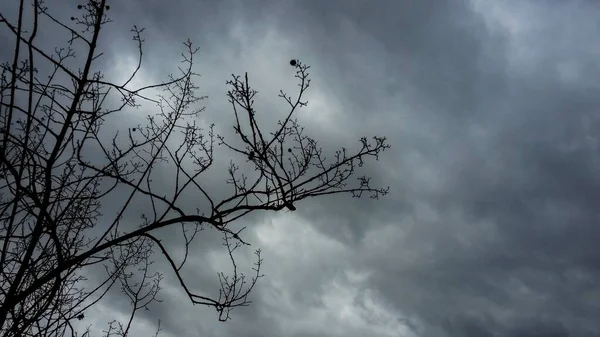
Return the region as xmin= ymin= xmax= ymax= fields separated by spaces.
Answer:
xmin=2 ymin=0 xmax=600 ymax=336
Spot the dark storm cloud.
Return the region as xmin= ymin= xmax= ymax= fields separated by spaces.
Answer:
xmin=256 ymin=0 xmax=600 ymax=336
xmin=3 ymin=0 xmax=600 ymax=336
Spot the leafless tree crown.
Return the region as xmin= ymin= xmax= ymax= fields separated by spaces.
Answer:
xmin=0 ymin=0 xmax=390 ymax=336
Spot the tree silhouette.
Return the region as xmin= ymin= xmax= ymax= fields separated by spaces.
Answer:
xmin=0 ymin=1 xmax=390 ymax=336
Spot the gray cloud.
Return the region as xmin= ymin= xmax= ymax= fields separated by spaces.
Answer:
xmin=3 ymin=0 xmax=600 ymax=336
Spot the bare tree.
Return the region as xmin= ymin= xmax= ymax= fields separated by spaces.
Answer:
xmin=0 ymin=1 xmax=391 ymax=336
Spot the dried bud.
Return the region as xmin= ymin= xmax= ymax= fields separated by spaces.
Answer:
xmin=288 ymin=148 xmax=292 ymax=153
xmin=289 ymin=59 xmax=297 ymax=66
xmin=77 ymin=5 xmax=82 ymax=9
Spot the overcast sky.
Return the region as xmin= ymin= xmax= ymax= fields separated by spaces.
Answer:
xmin=3 ymin=0 xmax=600 ymax=336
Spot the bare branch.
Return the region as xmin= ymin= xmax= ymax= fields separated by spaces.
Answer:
xmin=0 ymin=1 xmax=390 ymax=336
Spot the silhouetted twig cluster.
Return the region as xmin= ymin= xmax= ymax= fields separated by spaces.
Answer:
xmin=0 ymin=1 xmax=390 ymax=336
